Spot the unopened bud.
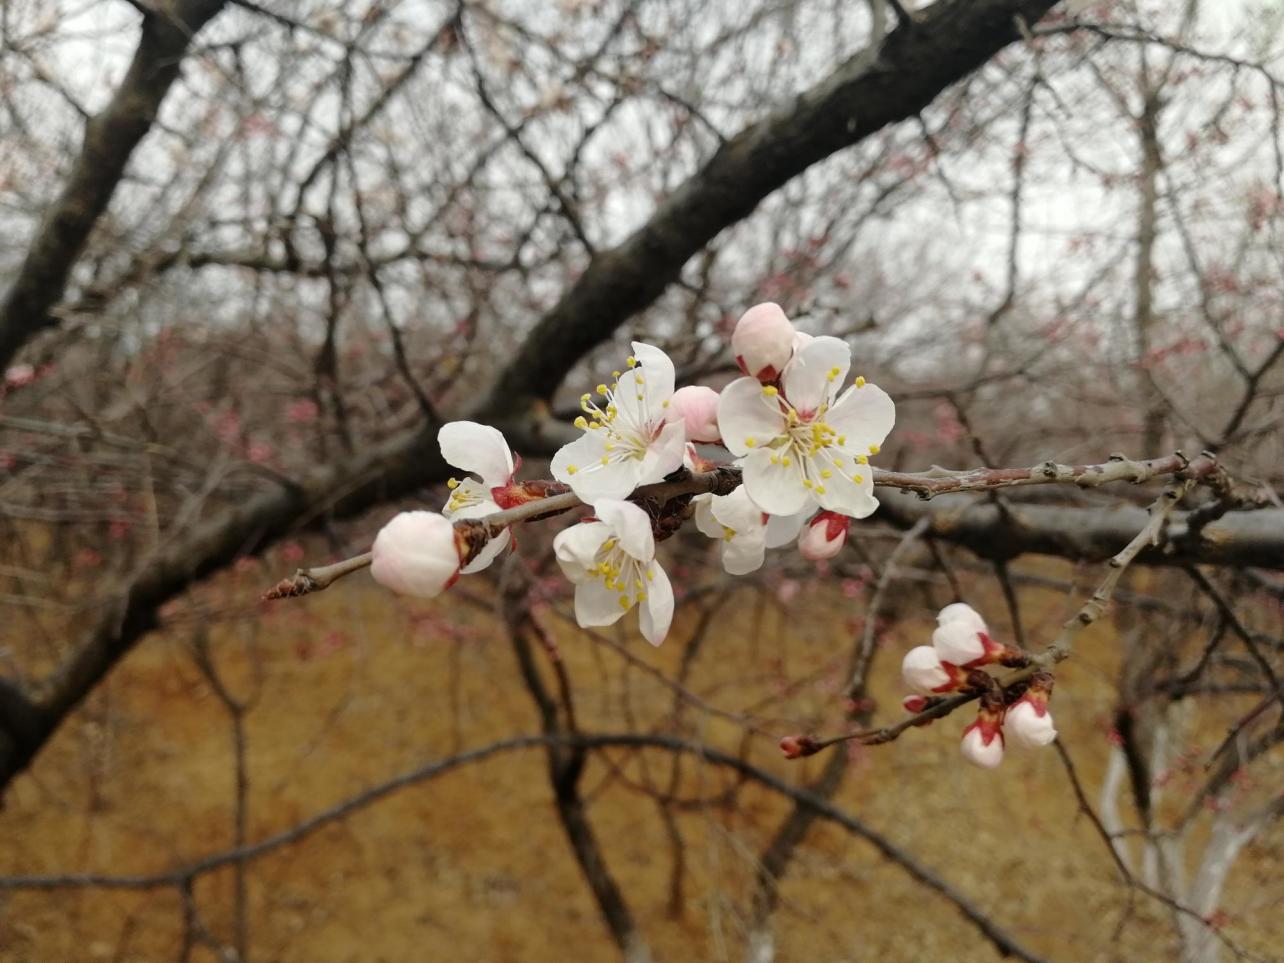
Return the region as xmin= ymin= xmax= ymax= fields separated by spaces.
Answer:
xmin=732 ymin=302 xmax=796 ymax=382
xmin=370 ymin=511 xmax=464 ymax=598
xmin=779 ymin=734 xmax=820 ymax=759
xmin=667 ymin=385 xmax=722 ymax=443
xmin=799 ymin=511 xmax=850 ymax=561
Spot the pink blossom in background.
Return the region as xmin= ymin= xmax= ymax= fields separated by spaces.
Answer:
xmin=285 ymin=399 xmax=320 ymax=423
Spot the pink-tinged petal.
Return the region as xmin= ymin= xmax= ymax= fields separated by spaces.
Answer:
xmin=575 ymin=578 xmax=630 ymax=628
xmin=595 ymin=498 xmax=655 ymax=561
xmin=553 ymin=520 xmax=611 ymax=582
xmin=741 ymin=447 xmax=809 ymax=516
xmin=732 ymin=302 xmax=795 ymax=381
xmin=937 ymin=602 xmax=988 ymax=636
xmin=827 ymin=382 xmax=895 ymax=454
xmin=630 ymin=341 xmax=676 ymax=420
xmin=1006 ymin=701 xmax=1058 ymax=747
xmin=438 ymin=421 xmax=514 ymax=488
xmin=667 ymin=385 xmax=721 ymax=442
xmin=639 ymin=561 xmax=674 ymax=646
xmin=782 ymin=336 xmax=850 ymax=415
xmin=369 ymin=511 xmax=461 ymax=598
xmin=717 ymin=377 xmax=785 ymax=456
xmin=932 ymin=621 xmax=986 ymax=666
xmin=901 ymin=645 xmax=949 ymax=693
xmin=960 ymin=725 xmax=1005 ymax=769
xmin=764 ymin=506 xmax=812 ymax=548
xmin=798 ymin=510 xmax=848 ymax=561
xmin=815 ymin=464 xmax=879 ymax=519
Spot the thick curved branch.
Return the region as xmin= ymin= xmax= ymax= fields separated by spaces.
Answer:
xmin=0 ymin=0 xmax=228 ymax=368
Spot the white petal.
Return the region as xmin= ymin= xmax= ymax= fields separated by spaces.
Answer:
xmin=709 ymin=485 xmax=764 ymax=533
xmin=815 ymin=459 xmax=879 ymax=519
xmin=741 ymin=448 xmax=810 ymax=516
xmin=460 ymin=529 xmax=511 ymax=573
xmin=826 ymin=383 xmax=895 ymax=455
xmin=438 ymin=421 xmax=514 ymax=488
xmin=782 ymin=336 xmax=850 ymax=415
xmin=631 ymin=341 xmax=676 ymax=421
xmin=635 ymin=419 xmax=687 ymax=485
xmin=553 ymin=432 xmax=644 ymax=503
xmin=553 ymin=520 xmax=611 ymax=582
xmin=764 ymin=506 xmax=813 ymax=548
xmin=932 ymin=621 xmax=985 ymax=666
xmin=639 ymin=561 xmax=674 ymax=646
xmin=938 ymin=602 xmax=987 ymax=635
xmin=595 ymin=498 xmax=655 ymax=561
xmin=692 ymin=493 xmax=722 ymax=539
xmin=722 ymin=532 xmax=766 ymax=575
xmin=575 ymin=578 xmax=630 ymax=628
xmin=717 ymin=377 xmax=785 ymax=457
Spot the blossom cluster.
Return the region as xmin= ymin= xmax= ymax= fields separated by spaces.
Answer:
xmin=901 ymin=604 xmax=1057 ymax=769
xmin=366 ymin=302 xmax=895 ymax=647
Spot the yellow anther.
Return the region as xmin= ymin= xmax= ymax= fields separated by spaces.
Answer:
xmin=762 ymin=385 xmax=778 ymax=397
xmin=662 ymin=399 xmax=670 ymax=408
xmin=600 ymin=456 xmax=610 ymax=465
xmin=815 ymin=484 xmax=826 ymax=494
xmin=605 ymin=442 xmax=615 ymax=451
xmin=781 ymin=456 xmax=792 ymax=466
xmin=769 ymin=455 xmax=779 ymax=465
xmin=581 ymin=393 xmax=591 ymax=404
xmin=827 ymin=366 xmax=840 ymax=381
xmin=803 ymin=479 xmax=813 ymax=489
xmin=745 ymin=437 xmax=756 ymax=448
xmin=567 ymin=465 xmax=579 ymax=475
xmin=447 ymin=478 xmax=460 ymax=489
xmin=626 ymin=356 xmax=637 ymax=367
xmin=821 ymin=469 xmax=833 ymax=479
xmin=838 ymin=435 xmax=847 ymax=445
xmin=597 ymin=384 xmax=608 ymax=395
xmin=854 ymin=474 xmax=864 ymax=483
xmin=646 ymin=569 xmax=654 ymax=581
xmin=637 ymin=592 xmax=647 ymax=602
xmin=635 ymin=578 xmax=644 ymax=589
xmin=857 ymin=454 xmax=869 ymax=464
xmin=612 ymin=370 xmax=621 ymax=378
xmin=619 ymin=596 xmax=630 ymax=609
xmin=574 ymin=416 xmax=588 ymax=429
xmin=636 ymin=394 xmax=644 ymax=401
xmin=855 ymin=376 xmax=866 ymax=388
xmin=868 ymin=444 xmax=880 ymax=455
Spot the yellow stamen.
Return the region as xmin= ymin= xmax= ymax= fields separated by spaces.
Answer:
xmin=744 ymin=437 xmax=756 ymax=448
xmin=868 ymin=444 xmax=880 ymax=455
xmin=567 ymin=465 xmax=579 ymax=475
xmin=446 ymin=478 xmax=459 ymax=489
xmin=762 ymin=385 xmax=778 ymax=397
xmin=855 ymin=376 xmax=866 ymax=388
xmin=574 ymin=416 xmax=588 ymax=429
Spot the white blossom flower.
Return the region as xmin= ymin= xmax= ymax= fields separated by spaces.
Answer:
xmin=732 ymin=302 xmax=796 ymax=382
xmin=667 ymin=385 xmax=721 ymax=443
xmin=439 ymin=421 xmax=515 ymax=573
xmin=552 ymin=342 xmax=686 ymax=504
xmin=693 ymin=486 xmax=769 ymax=575
xmin=717 ymin=335 xmax=895 ymax=517
xmin=553 ymin=498 xmax=675 ymax=646
xmin=1006 ymin=699 xmax=1058 ymax=747
xmin=370 ymin=511 xmax=463 ymax=598
xmin=798 ymin=510 xmax=849 ymax=561
xmin=960 ymin=719 xmax=1005 ymax=769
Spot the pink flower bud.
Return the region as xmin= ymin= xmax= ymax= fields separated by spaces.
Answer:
xmin=933 ymin=603 xmax=1008 ymax=667
xmin=1005 ymin=700 xmax=1058 ymax=747
xmin=370 ymin=511 xmax=463 ymax=598
xmin=902 ymin=694 xmax=929 ymax=713
xmin=4 ymin=363 xmax=35 ymax=388
xmin=798 ymin=511 xmax=849 ymax=561
xmin=779 ymin=734 xmax=819 ymax=759
xmin=667 ymin=385 xmax=721 ymax=443
xmin=732 ymin=302 xmax=796 ymax=382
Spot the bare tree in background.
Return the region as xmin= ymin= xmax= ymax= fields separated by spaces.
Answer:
xmin=0 ymin=0 xmax=1281 ymax=960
